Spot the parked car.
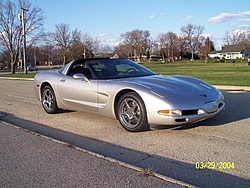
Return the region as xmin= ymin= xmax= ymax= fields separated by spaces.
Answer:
xmin=28 ymin=65 xmax=38 ymax=71
xmin=34 ymin=58 xmax=225 ymax=132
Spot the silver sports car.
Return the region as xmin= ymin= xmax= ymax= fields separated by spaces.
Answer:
xmin=34 ymin=58 xmax=225 ymax=132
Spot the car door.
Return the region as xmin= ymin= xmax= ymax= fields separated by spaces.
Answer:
xmin=57 ymin=75 xmax=98 ymax=113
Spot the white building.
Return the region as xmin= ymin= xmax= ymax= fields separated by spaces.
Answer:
xmin=208 ymin=45 xmax=245 ymax=59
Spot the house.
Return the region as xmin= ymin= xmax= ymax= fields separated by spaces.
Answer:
xmin=149 ymin=55 xmax=162 ymax=61
xmin=208 ymin=44 xmax=245 ymax=59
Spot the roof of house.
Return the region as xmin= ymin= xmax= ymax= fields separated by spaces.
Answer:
xmin=221 ymin=45 xmax=244 ymax=53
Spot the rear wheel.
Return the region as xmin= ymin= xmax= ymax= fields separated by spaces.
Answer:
xmin=117 ymin=92 xmax=149 ymax=132
xmin=41 ymin=85 xmax=59 ymax=114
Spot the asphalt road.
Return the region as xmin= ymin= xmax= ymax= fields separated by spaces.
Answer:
xmin=0 ymin=79 xmax=250 ymax=187
xmin=0 ymin=121 xmax=182 ymax=188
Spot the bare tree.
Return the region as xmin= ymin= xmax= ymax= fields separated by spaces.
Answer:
xmin=200 ymin=37 xmax=215 ymax=62
xmin=21 ymin=0 xmax=45 ymax=47
xmin=150 ymin=41 xmax=160 ymax=56
xmin=0 ymin=49 xmax=10 ymax=67
xmin=238 ymin=30 xmax=250 ymax=58
xmin=0 ymin=0 xmax=44 ymax=73
xmin=37 ymin=44 xmax=62 ymax=65
xmin=48 ymin=23 xmax=80 ymax=65
xmin=114 ymin=43 xmax=131 ymax=58
xmin=99 ymin=45 xmax=113 ymax=56
xmin=223 ymin=30 xmax=245 ymax=45
xmin=81 ymin=33 xmax=100 ymax=58
xmin=166 ymin=32 xmax=179 ymax=61
xmin=181 ymin=24 xmax=204 ymax=60
xmin=121 ymin=29 xmax=150 ymax=60
xmin=156 ymin=33 xmax=167 ymax=61
xmin=155 ymin=32 xmax=179 ymax=61
xmin=69 ymin=39 xmax=85 ymax=59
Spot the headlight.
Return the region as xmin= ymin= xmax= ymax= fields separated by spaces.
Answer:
xmin=158 ymin=109 xmax=182 ymax=116
xmin=198 ymin=109 xmax=205 ymax=114
xmin=158 ymin=109 xmax=205 ymax=116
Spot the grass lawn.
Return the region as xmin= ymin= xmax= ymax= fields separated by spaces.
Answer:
xmin=0 ymin=72 xmax=36 ymax=78
xmin=0 ymin=60 xmax=249 ymax=86
xmin=142 ymin=60 xmax=250 ymax=86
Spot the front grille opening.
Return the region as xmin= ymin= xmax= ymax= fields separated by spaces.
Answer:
xmin=175 ymin=118 xmax=189 ymax=122
xmin=182 ymin=109 xmax=198 ymax=116
xmin=218 ymin=102 xmax=223 ymax=109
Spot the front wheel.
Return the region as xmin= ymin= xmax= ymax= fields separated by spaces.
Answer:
xmin=117 ymin=92 xmax=149 ymax=132
xmin=41 ymin=85 xmax=59 ymax=114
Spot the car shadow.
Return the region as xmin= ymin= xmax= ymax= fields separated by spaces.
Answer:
xmin=152 ymin=90 xmax=250 ymax=131
xmin=0 ymin=111 xmax=249 ymax=188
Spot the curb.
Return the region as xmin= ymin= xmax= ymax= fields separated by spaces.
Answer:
xmin=0 ymin=77 xmax=34 ymax=81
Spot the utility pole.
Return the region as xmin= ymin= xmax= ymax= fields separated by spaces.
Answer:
xmin=21 ymin=8 xmax=28 ymax=74
xmin=83 ymin=46 xmax=86 ymax=58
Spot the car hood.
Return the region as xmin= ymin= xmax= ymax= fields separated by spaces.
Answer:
xmin=118 ymin=75 xmax=214 ymax=98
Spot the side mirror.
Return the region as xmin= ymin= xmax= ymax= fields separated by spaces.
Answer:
xmin=73 ymin=73 xmax=90 ymax=82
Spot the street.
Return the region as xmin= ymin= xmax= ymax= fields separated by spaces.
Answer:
xmin=0 ymin=79 xmax=250 ymax=187
xmin=0 ymin=121 xmax=181 ymax=188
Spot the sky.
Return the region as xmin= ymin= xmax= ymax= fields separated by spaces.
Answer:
xmin=26 ymin=0 xmax=250 ymax=49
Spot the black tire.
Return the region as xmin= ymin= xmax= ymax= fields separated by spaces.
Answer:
xmin=41 ymin=85 xmax=59 ymax=114
xmin=117 ymin=92 xmax=149 ymax=132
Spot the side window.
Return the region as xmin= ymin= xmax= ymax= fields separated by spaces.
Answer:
xmin=68 ymin=62 xmax=92 ymax=78
xmin=86 ymin=61 xmax=105 ymax=79
xmin=91 ymin=62 xmax=105 ymax=71
xmin=116 ymin=64 xmax=134 ymax=73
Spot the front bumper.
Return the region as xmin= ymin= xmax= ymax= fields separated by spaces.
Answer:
xmin=147 ymin=100 xmax=225 ymax=126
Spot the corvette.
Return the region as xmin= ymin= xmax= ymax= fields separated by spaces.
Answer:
xmin=34 ymin=58 xmax=225 ymax=132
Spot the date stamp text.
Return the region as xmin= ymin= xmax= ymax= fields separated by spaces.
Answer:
xmin=195 ymin=162 xmax=235 ymax=170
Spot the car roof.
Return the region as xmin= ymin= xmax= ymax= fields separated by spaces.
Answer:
xmin=74 ymin=58 xmax=127 ymax=63
xmin=60 ymin=58 xmax=129 ymax=75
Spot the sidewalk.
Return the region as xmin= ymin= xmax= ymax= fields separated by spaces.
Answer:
xmin=215 ymin=85 xmax=250 ymax=91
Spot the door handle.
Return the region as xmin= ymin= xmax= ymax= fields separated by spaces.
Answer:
xmin=60 ymin=78 xmax=66 ymax=82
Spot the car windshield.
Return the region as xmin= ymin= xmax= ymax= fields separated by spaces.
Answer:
xmin=86 ymin=59 xmax=156 ymax=79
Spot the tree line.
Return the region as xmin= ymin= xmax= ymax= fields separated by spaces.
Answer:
xmin=1 ymin=0 xmax=250 ymax=73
